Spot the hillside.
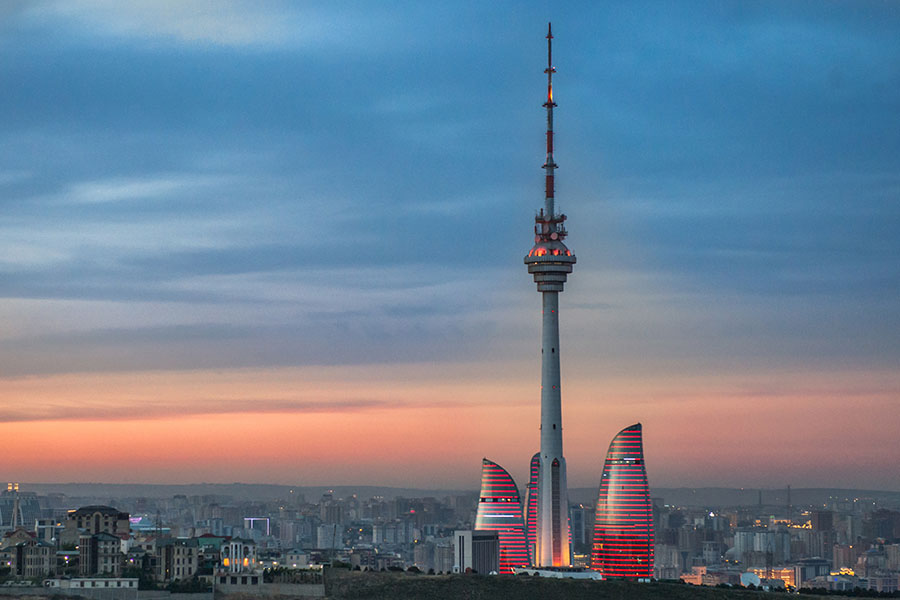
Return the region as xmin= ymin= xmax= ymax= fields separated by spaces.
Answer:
xmin=324 ymin=571 xmax=829 ymax=600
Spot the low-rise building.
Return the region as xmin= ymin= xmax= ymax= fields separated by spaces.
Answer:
xmin=285 ymin=550 xmax=308 ymax=568
xmin=453 ymin=530 xmax=499 ymax=575
xmin=44 ymin=576 xmax=138 ymax=598
xmin=748 ymin=566 xmax=796 ymax=588
xmin=221 ymin=538 xmax=258 ymax=573
xmin=867 ymin=574 xmax=899 ymax=594
xmin=79 ymin=532 xmax=124 ymax=576
xmin=62 ymin=506 xmax=130 ymax=546
xmin=2 ymin=538 xmax=55 ymax=579
xmin=155 ymin=537 xmax=199 ymax=582
xmin=793 ymin=557 xmax=831 ymax=587
xmin=434 ymin=542 xmax=454 ymax=574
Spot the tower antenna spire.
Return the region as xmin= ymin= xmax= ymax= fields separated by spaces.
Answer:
xmin=543 ymin=22 xmax=557 ymax=218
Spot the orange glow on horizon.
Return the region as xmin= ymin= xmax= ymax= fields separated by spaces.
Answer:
xmin=2 ymin=364 xmax=899 ymax=490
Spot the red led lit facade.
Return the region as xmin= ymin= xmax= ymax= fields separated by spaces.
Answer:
xmin=524 ymin=452 xmax=539 ymax=565
xmin=474 ymin=459 xmax=530 ymax=573
xmin=591 ymin=423 xmax=654 ymax=578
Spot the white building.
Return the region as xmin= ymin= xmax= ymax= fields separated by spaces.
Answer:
xmin=221 ymin=538 xmax=257 ymax=573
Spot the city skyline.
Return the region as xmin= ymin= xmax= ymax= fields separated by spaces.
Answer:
xmin=2 ymin=2 xmax=900 ymax=491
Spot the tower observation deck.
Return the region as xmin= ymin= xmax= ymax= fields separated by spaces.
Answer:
xmin=524 ymin=23 xmax=575 ymax=568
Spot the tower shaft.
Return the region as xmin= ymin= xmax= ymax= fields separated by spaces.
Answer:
xmin=536 ymin=291 xmax=571 ymax=566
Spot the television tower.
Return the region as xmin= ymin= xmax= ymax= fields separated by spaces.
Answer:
xmin=524 ymin=22 xmax=576 ymax=568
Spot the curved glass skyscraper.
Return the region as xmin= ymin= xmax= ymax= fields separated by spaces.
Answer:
xmin=590 ymin=423 xmax=654 ymax=578
xmin=474 ymin=459 xmax=530 ymax=573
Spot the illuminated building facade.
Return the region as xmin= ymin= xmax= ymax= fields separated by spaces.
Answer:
xmin=591 ymin=423 xmax=654 ymax=578
xmin=221 ymin=538 xmax=258 ymax=573
xmin=523 ymin=452 xmax=539 ymax=565
xmin=524 ymin=22 xmax=575 ymax=568
xmin=749 ymin=567 xmax=796 ymax=588
xmin=473 ymin=459 xmax=530 ymax=573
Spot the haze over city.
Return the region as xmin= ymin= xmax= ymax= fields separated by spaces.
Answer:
xmin=2 ymin=1 xmax=899 ymax=492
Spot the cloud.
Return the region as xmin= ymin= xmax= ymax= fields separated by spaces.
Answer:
xmin=0 ymin=244 xmax=69 ymax=271
xmin=0 ymin=396 xmax=392 ymax=424
xmin=0 ymin=362 xmax=489 ymax=425
xmin=24 ymin=0 xmax=395 ymax=49
xmin=0 ymin=171 xmax=300 ymax=275
xmin=0 ymin=170 xmax=32 ymax=185
xmin=65 ymin=174 xmax=231 ymax=204
xmin=0 ymin=261 xmax=511 ymax=376
xmin=0 ymin=209 xmax=255 ymax=274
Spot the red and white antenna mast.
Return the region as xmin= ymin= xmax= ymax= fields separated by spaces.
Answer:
xmin=534 ymin=23 xmax=567 ymax=245
xmin=543 ymin=22 xmax=557 ymax=219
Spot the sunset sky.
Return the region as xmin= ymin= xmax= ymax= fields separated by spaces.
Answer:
xmin=2 ymin=1 xmax=899 ymax=491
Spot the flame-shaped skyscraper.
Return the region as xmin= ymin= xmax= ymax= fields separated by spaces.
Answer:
xmin=473 ymin=459 xmax=530 ymax=574
xmin=524 ymin=23 xmax=576 ymax=568
xmin=591 ymin=424 xmax=654 ymax=577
